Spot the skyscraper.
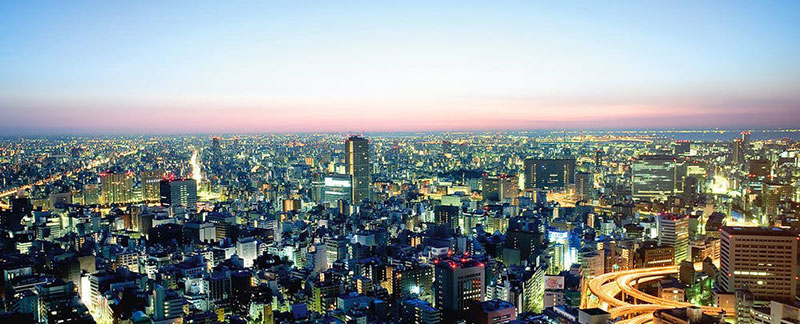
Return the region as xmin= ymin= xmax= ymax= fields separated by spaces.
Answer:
xmin=482 ymin=174 xmax=518 ymax=201
xmin=434 ymin=257 xmax=485 ymax=322
xmin=434 ymin=205 xmax=459 ymax=231
xmin=732 ymin=138 xmax=745 ymax=165
xmin=575 ymin=172 xmax=593 ymax=201
xmin=631 ymin=155 xmax=679 ymax=201
xmin=140 ymin=169 xmax=165 ymax=202
xmin=719 ymin=226 xmax=798 ymax=300
xmin=658 ymin=213 xmax=689 ymax=264
xmin=345 ymin=135 xmax=370 ymax=203
xmin=159 ymin=178 xmax=198 ymax=210
xmin=100 ymin=171 xmax=135 ymax=204
xmin=741 ymin=130 xmax=751 ymax=148
xmin=523 ymin=158 xmax=575 ymax=190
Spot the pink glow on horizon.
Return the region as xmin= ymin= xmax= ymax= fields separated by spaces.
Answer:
xmin=1 ymin=94 xmax=799 ymax=134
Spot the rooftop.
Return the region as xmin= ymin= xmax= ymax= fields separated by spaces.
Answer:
xmin=480 ymin=299 xmax=515 ymax=313
xmin=721 ymin=226 xmax=798 ymax=237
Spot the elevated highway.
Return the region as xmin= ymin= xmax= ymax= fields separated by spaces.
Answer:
xmin=586 ymin=265 xmax=733 ymax=321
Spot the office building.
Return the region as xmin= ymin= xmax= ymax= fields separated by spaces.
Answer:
xmin=523 ymin=158 xmax=576 ymax=190
xmin=719 ymin=226 xmax=799 ymax=301
xmin=434 ymin=205 xmax=459 ymax=231
xmin=152 ymin=284 xmax=185 ymax=321
xmin=652 ymin=307 xmax=723 ymax=324
xmin=159 ymin=178 xmax=198 ymax=210
xmin=575 ymin=172 xmax=593 ymax=201
xmin=322 ymin=174 xmax=352 ymax=204
xmin=658 ymin=214 xmax=689 ymax=264
xmin=101 ymin=171 xmax=135 ymax=204
xmin=634 ymin=242 xmax=675 ymax=269
xmin=632 ymin=155 xmax=679 ymax=200
xmin=748 ymin=159 xmax=771 ymax=178
xmin=140 ymin=169 xmax=165 ymax=202
xmin=326 ymin=236 xmax=349 ymax=269
xmin=434 ymin=257 xmax=485 ymax=322
xmin=311 ymin=280 xmax=341 ymax=313
xmin=482 ymin=174 xmax=518 ymax=201
xmin=345 ymin=135 xmax=370 ymax=203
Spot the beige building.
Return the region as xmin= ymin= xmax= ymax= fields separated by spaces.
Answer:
xmin=100 ymin=171 xmax=135 ymax=204
xmin=719 ymin=226 xmax=799 ymax=300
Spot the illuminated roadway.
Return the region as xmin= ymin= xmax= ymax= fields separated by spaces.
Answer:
xmin=586 ymin=265 xmax=733 ymax=321
xmin=0 ymin=147 xmax=140 ymax=208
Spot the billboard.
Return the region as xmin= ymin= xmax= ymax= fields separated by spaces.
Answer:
xmin=544 ymin=275 xmax=565 ymax=290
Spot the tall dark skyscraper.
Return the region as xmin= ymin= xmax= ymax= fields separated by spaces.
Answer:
xmin=575 ymin=172 xmax=593 ymax=201
xmin=523 ymin=158 xmax=575 ymax=190
xmin=160 ymin=178 xmax=198 ymax=210
xmin=434 ymin=258 xmax=485 ymax=322
xmin=732 ymin=138 xmax=745 ymax=165
xmin=345 ymin=135 xmax=370 ymax=203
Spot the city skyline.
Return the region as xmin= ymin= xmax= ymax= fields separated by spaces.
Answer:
xmin=2 ymin=1 xmax=800 ymax=135
xmin=3 ymin=2 xmax=800 ymax=323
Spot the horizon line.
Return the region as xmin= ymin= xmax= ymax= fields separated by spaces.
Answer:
xmin=2 ymin=127 xmax=799 ymax=138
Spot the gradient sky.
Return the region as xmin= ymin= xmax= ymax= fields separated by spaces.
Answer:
xmin=1 ymin=1 xmax=799 ymax=134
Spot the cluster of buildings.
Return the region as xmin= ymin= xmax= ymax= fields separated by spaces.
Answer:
xmin=0 ymin=130 xmax=798 ymax=323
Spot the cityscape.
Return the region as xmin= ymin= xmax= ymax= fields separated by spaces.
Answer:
xmin=2 ymin=2 xmax=800 ymax=324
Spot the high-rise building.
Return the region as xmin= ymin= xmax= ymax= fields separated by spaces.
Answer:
xmin=741 ymin=130 xmax=751 ymax=148
xmin=434 ymin=257 xmax=485 ymax=322
xmin=434 ymin=205 xmax=459 ymax=231
xmin=482 ymin=174 xmax=519 ymax=201
xmin=82 ymin=184 xmax=101 ymax=205
xmin=523 ymin=158 xmax=576 ymax=190
xmin=658 ymin=214 xmax=689 ymax=264
xmin=230 ymin=270 xmax=253 ymax=316
xmin=159 ymin=178 xmax=198 ymax=210
xmin=674 ymin=140 xmax=692 ymax=156
xmin=575 ymin=172 xmax=593 ymax=201
xmin=140 ymin=169 xmax=165 ymax=202
xmin=101 ymin=171 xmax=135 ymax=204
xmin=719 ymin=226 xmax=798 ymax=300
xmin=762 ymin=182 xmax=793 ymax=226
xmin=732 ymin=138 xmax=745 ymax=165
xmin=345 ymin=135 xmax=370 ymax=203
xmin=632 ymin=155 xmax=679 ymax=201
xmin=321 ymin=174 xmax=352 ymax=204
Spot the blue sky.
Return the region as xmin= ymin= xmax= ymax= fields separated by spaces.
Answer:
xmin=1 ymin=1 xmax=799 ymax=134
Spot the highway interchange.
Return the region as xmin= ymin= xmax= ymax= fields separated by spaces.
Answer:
xmin=584 ymin=265 xmax=733 ymax=323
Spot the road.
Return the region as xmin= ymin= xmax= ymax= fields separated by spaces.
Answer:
xmin=586 ymin=265 xmax=733 ymax=321
xmin=0 ymin=147 xmax=140 ymax=207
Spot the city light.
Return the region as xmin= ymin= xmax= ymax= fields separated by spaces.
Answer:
xmin=0 ymin=2 xmax=797 ymax=323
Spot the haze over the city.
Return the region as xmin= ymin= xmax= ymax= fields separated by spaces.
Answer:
xmin=1 ymin=1 xmax=799 ymax=134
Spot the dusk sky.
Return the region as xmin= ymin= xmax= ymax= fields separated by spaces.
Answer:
xmin=1 ymin=1 xmax=799 ymax=134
